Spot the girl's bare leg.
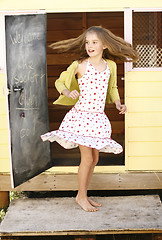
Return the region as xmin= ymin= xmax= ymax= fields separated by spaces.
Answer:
xmin=87 ymin=148 xmax=102 ymax=207
xmin=76 ymin=145 xmax=98 ymax=212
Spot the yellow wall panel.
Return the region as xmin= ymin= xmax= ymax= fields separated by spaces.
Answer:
xmin=0 ymin=85 xmax=5 ymax=100
xmin=0 ymin=100 xmax=7 ymax=115
xmin=128 ymin=127 xmax=162 ymax=142
xmin=0 ymin=144 xmax=9 ymax=158
xmin=125 ymin=71 xmax=162 ymax=82
xmin=0 ymin=73 xmax=5 ymax=84
xmin=127 ymin=82 xmax=162 ymax=98
xmin=0 ymin=115 xmax=8 ymax=129
xmin=127 ymin=98 xmax=162 ymax=112
xmin=127 ymin=112 xmax=162 ymax=127
xmin=0 ymin=159 xmax=10 ymax=172
xmin=0 ymin=130 xmax=9 ymax=144
xmin=126 ymin=70 xmax=162 ymax=171
xmin=128 ymin=156 xmax=162 ymax=171
xmin=128 ymin=142 xmax=162 ymax=156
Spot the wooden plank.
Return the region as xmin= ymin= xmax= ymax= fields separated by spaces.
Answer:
xmin=0 ymin=116 xmax=8 ymax=129
xmin=1 ymin=230 xmax=162 ymax=237
xmin=128 ymin=156 xmax=162 ymax=171
xmin=47 ymin=18 xmax=83 ymax=31
xmin=47 ymin=30 xmax=82 ymax=42
xmin=0 ymin=130 xmax=9 ymax=144
xmin=87 ymin=17 xmax=124 ymax=28
xmin=128 ymin=142 xmax=162 ymax=156
xmin=128 ymin=127 xmax=162 ymax=142
xmin=125 ymin=71 xmax=162 ymax=82
xmin=0 ymin=145 xmax=10 ymax=158
xmin=0 ymin=85 xmax=5 ymax=100
xmin=0 ymin=191 xmax=9 ymax=209
xmin=47 ymin=65 xmax=68 ymax=76
xmin=127 ymin=112 xmax=162 ymax=127
xmin=0 ymin=159 xmax=10 ymax=173
xmin=0 ymin=100 xmax=7 ymax=115
xmin=86 ymin=12 xmax=124 ymax=18
xmin=47 ymin=13 xmax=83 ymax=19
xmin=47 ymin=29 xmax=123 ymax=42
xmin=127 ymin=98 xmax=162 ymax=113
xmin=127 ymin=82 xmax=162 ymax=98
xmin=1 ymin=173 xmax=162 ymax=191
xmin=0 ymin=73 xmax=5 ymax=84
xmin=47 ymin=53 xmax=80 ymax=65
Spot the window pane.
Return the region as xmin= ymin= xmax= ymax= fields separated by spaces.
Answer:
xmin=133 ymin=12 xmax=162 ymax=68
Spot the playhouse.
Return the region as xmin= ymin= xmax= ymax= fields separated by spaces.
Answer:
xmin=0 ymin=0 xmax=162 ymax=195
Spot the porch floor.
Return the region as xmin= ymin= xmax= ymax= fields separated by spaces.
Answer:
xmin=0 ymin=195 xmax=162 ymax=236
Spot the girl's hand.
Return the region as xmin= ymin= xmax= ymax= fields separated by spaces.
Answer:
xmin=68 ymin=90 xmax=80 ymax=99
xmin=115 ymin=100 xmax=127 ymax=114
xmin=62 ymin=89 xmax=80 ymax=100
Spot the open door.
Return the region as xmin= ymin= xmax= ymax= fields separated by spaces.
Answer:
xmin=5 ymin=13 xmax=52 ymax=187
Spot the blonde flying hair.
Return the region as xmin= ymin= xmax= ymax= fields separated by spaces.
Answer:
xmin=50 ymin=26 xmax=138 ymax=62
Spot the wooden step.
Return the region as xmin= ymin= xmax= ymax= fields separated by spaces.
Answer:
xmin=0 ymin=195 xmax=162 ymax=236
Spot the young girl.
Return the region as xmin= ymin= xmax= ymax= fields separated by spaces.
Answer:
xmin=41 ymin=26 xmax=138 ymax=212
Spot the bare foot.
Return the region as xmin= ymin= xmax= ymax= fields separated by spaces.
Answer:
xmin=76 ymin=196 xmax=98 ymax=212
xmin=88 ymin=198 xmax=102 ymax=207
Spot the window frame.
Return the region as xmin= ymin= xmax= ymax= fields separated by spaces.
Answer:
xmin=124 ymin=8 xmax=162 ymax=72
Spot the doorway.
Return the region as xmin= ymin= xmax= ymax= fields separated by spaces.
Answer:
xmin=47 ymin=12 xmax=125 ymax=166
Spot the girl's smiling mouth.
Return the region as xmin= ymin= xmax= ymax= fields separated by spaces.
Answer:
xmin=88 ymin=49 xmax=95 ymax=53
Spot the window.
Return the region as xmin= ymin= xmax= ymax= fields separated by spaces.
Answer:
xmin=133 ymin=12 xmax=162 ymax=68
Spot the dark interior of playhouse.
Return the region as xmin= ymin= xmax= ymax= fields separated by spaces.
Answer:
xmin=46 ymin=12 xmax=125 ymax=167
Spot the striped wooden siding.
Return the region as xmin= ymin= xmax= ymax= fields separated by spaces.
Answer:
xmin=0 ymin=73 xmax=10 ymax=172
xmin=126 ymin=71 xmax=162 ymax=170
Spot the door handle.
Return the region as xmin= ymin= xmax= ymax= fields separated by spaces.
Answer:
xmin=13 ymin=85 xmax=24 ymax=92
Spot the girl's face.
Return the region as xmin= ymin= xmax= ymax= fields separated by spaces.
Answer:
xmin=85 ymin=32 xmax=105 ymax=58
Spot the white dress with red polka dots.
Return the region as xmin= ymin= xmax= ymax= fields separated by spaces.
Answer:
xmin=41 ymin=59 xmax=123 ymax=154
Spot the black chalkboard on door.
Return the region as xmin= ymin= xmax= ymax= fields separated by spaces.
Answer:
xmin=5 ymin=14 xmax=52 ymax=188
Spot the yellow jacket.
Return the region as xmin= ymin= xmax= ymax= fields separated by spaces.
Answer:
xmin=53 ymin=59 xmax=120 ymax=105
